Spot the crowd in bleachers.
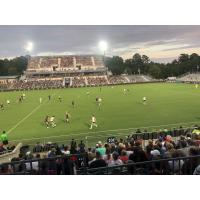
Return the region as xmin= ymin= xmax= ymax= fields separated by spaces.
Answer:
xmin=75 ymin=56 xmax=93 ymax=66
xmin=40 ymin=57 xmax=58 ymax=68
xmin=0 ymin=75 xmax=157 ymax=91
xmin=60 ymin=57 xmax=74 ymax=68
xmin=28 ymin=55 xmax=105 ymax=70
xmin=72 ymin=77 xmax=86 ymax=87
xmin=1 ymin=126 xmax=200 ymax=175
xmin=107 ymin=76 xmax=128 ymax=84
xmin=87 ymin=76 xmax=108 ymax=86
xmin=11 ymin=79 xmax=64 ymax=90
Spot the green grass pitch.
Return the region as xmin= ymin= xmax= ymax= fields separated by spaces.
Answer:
xmin=0 ymin=83 xmax=200 ymax=146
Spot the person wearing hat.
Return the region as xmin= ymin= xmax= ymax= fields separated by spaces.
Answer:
xmin=1 ymin=131 xmax=8 ymax=145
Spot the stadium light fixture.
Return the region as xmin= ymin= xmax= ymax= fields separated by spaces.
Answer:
xmin=98 ymin=41 xmax=108 ymax=54
xmin=25 ymin=41 xmax=34 ymax=53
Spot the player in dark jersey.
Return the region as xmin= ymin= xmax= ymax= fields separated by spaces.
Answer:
xmin=0 ymin=103 xmax=4 ymax=110
xmin=72 ymin=100 xmax=75 ymax=108
xmin=48 ymin=95 xmax=51 ymax=101
xmin=19 ymin=96 xmax=22 ymax=103
xmin=44 ymin=115 xmax=49 ymax=128
xmin=65 ymin=111 xmax=71 ymax=123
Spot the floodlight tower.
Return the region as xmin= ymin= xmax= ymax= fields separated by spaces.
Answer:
xmin=25 ymin=41 xmax=34 ymax=54
xmin=24 ymin=41 xmax=34 ymax=69
xmin=98 ymin=41 xmax=108 ymax=63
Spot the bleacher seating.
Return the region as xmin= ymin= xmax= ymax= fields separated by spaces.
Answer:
xmin=75 ymin=56 xmax=93 ymax=66
xmin=72 ymin=77 xmax=86 ymax=87
xmin=125 ymin=75 xmax=154 ymax=83
xmin=177 ymin=73 xmax=200 ymax=83
xmin=87 ymin=76 xmax=108 ymax=86
xmin=60 ymin=56 xmax=74 ymax=68
xmin=107 ymin=76 xmax=128 ymax=84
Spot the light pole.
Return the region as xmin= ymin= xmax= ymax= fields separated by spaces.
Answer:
xmin=24 ymin=41 xmax=34 ymax=75
xmin=98 ymin=41 xmax=108 ymax=64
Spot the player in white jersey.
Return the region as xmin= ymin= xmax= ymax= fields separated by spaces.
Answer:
xmin=98 ymin=97 xmax=102 ymax=107
xmin=39 ymin=97 xmax=42 ymax=104
xmin=143 ymin=97 xmax=147 ymax=105
xmin=123 ymin=88 xmax=127 ymax=95
xmin=50 ymin=116 xmax=56 ymax=127
xmin=89 ymin=115 xmax=98 ymax=129
xmin=6 ymin=100 xmax=10 ymax=105
xmin=22 ymin=93 xmax=26 ymax=100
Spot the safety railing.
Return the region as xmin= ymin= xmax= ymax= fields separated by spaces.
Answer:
xmin=1 ymin=154 xmax=200 ymax=175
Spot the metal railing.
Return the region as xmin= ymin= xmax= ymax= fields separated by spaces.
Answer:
xmin=8 ymin=125 xmax=198 ymax=148
xmin=0 ymin=154 xmax=200 ymax=175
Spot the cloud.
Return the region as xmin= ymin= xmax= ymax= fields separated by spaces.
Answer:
xmin=0 ymin=25 xmax=200 ymax=62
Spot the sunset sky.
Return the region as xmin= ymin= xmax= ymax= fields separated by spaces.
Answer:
xmin=0 ymin=25 xmax=200 ymax=63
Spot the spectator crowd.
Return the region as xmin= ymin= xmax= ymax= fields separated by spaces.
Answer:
xmin=1 ymin=126 xmax=200 ymax=175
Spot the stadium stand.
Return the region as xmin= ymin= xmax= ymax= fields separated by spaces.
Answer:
xmin=107 ymin=76 xmax=129 ymax=84
xmin=87 ymin=76 xmax=108 ymax=86
xmin=72 ymin=77 xmax=86 ymax=87
xmin=177 ymin=73 xmax=200 ymax=83
xmin=1 ymin=125 xmax=200 ymax=175
xmin=0 ymin=55 xmax=160 ymax=91
xmin=125 ymin=75 xmax=154 ymax=83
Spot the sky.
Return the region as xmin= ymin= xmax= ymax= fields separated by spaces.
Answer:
xmin=0 ymin=25 xmax=200 ymax=63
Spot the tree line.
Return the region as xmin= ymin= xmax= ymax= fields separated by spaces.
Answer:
xmin=105 ymin=53 xmax=200 ymax=79
xmin=0 ymin=56 xmax=28 ymax=76
xmin=0 ymin=53 xmax=200 ymax=79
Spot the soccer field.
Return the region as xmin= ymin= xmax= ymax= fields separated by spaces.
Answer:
xmin=0 ymin=83 xmax=200 ymax=146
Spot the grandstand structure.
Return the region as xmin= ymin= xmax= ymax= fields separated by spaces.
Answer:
xmin=0 ymin=55 xmax=158 ymax=91
xmin=177 ymin=73 xmax=200 ymax=83
xmin=25 ymin=55 xmax=107 ymax=77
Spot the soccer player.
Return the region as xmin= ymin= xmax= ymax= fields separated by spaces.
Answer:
xmin=19 ymin=96 xmax=22 ymax=103
xmin=123 ymin=88 xmax=127 ymax=95
xmin=0 ymin=103 xmax=4 ymax=110
xmin=48 ymin=95 xmax=51 ymax=101
xmin=89 ymin=115 xmax=98 ymax=129
xmin=65 ymin=111 xmax=71 ymax=123
xmin=72 ymin=100 xmax=75 ymax=108
xmin=195 ymin=84 xmax=198 ymax=89
xmin=22 ymin=93 xmax=26 ymax=100
xmin=143 ymin=97 xmax=147 ymax=105
xmin=44 ymin=115 xmax=50 ymax=128
xmin=50 ymin=116 xmax=56 ymax=128
xmin=39 ymin=97 xmax=42 ymax=104
xmin=58 ymin=96 xmax=62 ymax=102
xmin=1 ymin=131 xmax=8 ymax=145
xmin=98 ymin=97 xmax=102 ymax=107
xmin=6 ymin=100 xmax=10 ymax=105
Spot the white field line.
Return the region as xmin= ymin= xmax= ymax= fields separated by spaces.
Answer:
xmin=7 ymin=94 xmax=55 ymax=134
xmin=10 ymin=120 xmax=199 ymax=143
xmin=7 ymin=104 xmax=43 ymax=134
